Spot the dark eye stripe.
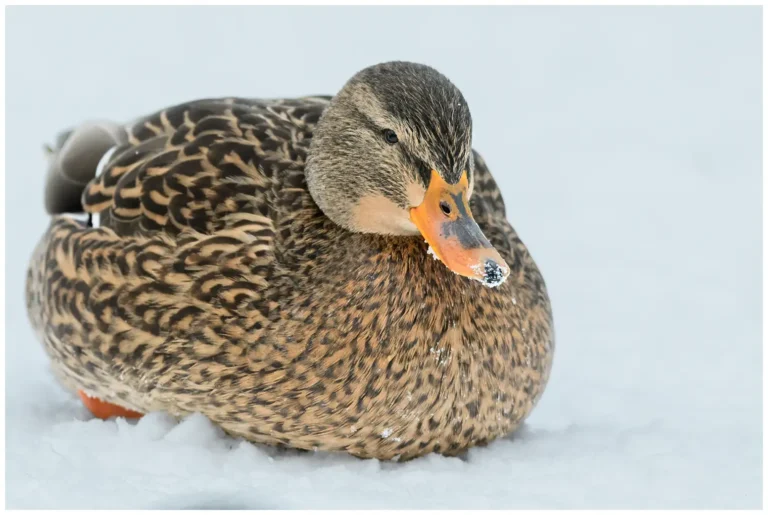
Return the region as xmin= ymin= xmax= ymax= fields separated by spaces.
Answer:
xmin=416 ymin=159 xmax=432 ymax=187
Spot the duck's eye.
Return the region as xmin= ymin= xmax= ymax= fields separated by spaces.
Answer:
xmin=383 ymin=129 xmax=399 ymax=144
xmin=439 ymin=200 xmax=452 ymax=216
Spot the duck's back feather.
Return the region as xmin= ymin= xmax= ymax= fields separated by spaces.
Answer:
xmin=47 ymin=97 xmax=332 ymax=237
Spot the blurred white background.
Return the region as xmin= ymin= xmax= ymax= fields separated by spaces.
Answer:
xmin=5 ymin=6 xmax=762 ymax=509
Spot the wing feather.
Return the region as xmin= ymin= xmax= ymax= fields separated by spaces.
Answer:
xmin=80 ymin=97 xmax=331 ymax=238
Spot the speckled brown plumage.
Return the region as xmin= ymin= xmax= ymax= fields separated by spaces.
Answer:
xmin=26 ymin=65 xmax=554 ymax=460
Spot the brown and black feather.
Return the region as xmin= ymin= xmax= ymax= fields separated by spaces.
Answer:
xmin=26 ymin=94 xmax=553 ymax=460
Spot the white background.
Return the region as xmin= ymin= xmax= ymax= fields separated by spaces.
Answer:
xmin=5 ymin=6 xmax=762 ymax=509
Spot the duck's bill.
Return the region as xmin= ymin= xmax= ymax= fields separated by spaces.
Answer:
xmin=410 ymin=170 xmax=510 ymax=288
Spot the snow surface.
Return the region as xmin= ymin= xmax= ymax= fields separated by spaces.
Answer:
xmin=5 ymin=6 xmax=762 ymax=509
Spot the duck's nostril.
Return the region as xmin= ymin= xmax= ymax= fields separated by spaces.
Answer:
xmin=482 ymin=259 xmax=506 ymax=288
xmin=439 ymin=201 xmax=452 ymax=216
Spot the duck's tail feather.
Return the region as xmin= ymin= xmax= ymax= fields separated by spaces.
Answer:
xmin=44 ymin=121 xmax=128 ymax=215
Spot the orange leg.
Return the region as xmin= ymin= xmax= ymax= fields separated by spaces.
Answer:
xmin=78 ymin=390 xmax=144 ymax=420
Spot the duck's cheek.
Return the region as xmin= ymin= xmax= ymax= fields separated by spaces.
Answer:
xmin=351 ymin=195 xmax=420 ymax=236
xmin=374 ymin=216 xmax=420 ymax=236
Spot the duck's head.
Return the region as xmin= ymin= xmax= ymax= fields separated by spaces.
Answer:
xmin=306 ymin=61 xmax=509 ymax=288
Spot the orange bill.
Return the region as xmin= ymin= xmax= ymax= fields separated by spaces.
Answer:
xmin=410 ymin=170 xmax=510 ymax=288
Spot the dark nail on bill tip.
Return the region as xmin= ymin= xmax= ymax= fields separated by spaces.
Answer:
xmin=483 ymin=260 xmax=506 ymax=287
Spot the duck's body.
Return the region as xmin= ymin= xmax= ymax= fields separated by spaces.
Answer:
xmin=26 ymin=64 xmax=554 ymax=460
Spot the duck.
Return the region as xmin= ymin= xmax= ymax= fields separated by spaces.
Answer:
xmin=25 ymin=61 xmax=554 ymax=460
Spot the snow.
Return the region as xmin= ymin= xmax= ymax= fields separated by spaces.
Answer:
xmin=5 ymin=6 xmax=762 ymax=510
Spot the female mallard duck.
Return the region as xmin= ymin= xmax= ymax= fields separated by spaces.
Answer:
xmin=26 ymin=61 xmax=554 ymax=460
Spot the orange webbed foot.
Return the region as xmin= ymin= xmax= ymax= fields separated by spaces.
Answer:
xmin=78 ymin=390 xmax=144 ymax=420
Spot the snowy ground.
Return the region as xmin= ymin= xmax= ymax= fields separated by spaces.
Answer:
xmin=5 ymin=7 xmax=762 ymax=509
